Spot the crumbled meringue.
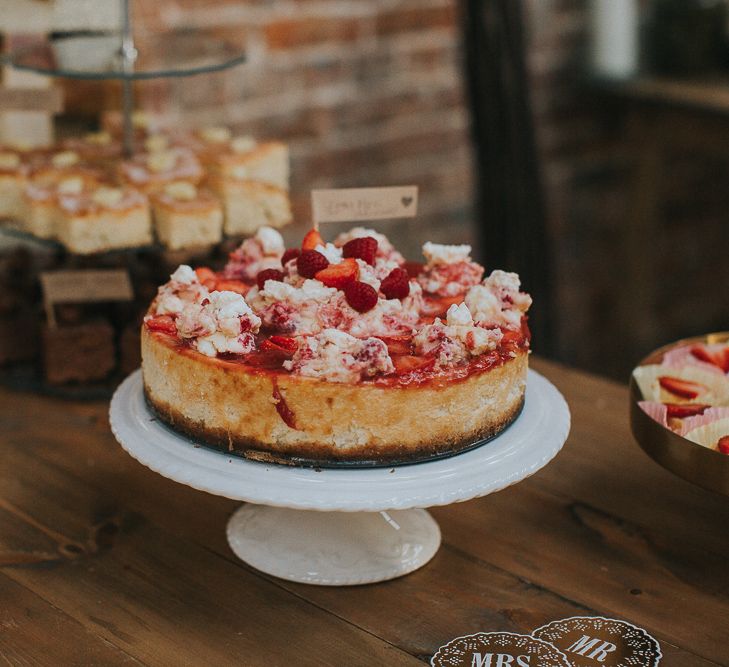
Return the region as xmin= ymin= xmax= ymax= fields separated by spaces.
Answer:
xmin=413 ymin=303 xmax=503 ymax=367
xmin=151 ymin=265 xmax=209 ymax=316
xmin=284 ymin=329 xmax=394 ymax=382
xmin=177 ymin=290 xmax=261 ymax=357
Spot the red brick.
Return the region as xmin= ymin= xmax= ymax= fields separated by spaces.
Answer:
xmin=375 ymin=6 xmax=456 ymax=36
xmin=264 ymin=17 xmax=364 ymax=50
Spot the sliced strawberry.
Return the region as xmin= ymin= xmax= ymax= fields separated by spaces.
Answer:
xmin=658 ymin=376 xmax=706 ymax=400
xmin=421 ymin=294 xmax=464 ymax=318
xmin=258 ymin=336 xmax=299 ymax=355
xmin=393 ymin=355 xmax=435 ymax=375
xmin=195 ymin=267 xmax=217 ymax=289
xmin=717 ymin=436 xmax=729 ymax=455
xmin=665 ymin=404 xmax=709 ymax=419
xmin=242 ymin=351 xmax=286 ymax=369
xmin=377 ymin=335 xmax=412 ymax=356
xmin=145 ymin=315 xmax=177 ymax=335
xmin=690 ymin=345 xmax=729 ymax=373
xmin=214 ymin=279 xmax=250 ymax=296
xmin=315 ymin=258 xmax=359 ymax=289
xmin=302 ymin=228 xmax=324 ymax=250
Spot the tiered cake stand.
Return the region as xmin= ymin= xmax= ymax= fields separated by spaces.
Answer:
xmin=110 ymin=369 xmax=570 ymax=585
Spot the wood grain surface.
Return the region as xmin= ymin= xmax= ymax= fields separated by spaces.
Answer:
xmin=0 ymin=358 xmax=727 ymax=666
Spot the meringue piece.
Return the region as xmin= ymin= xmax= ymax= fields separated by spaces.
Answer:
xmin=178 ymin=290 xmax=261 ymax=357
xmin=422 ymin=242 xmax=472 ymax=266
xmin=284 ymin=329 xmax=394 ymax=382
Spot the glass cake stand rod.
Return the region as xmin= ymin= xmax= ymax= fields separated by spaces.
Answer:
xmin=120 ymin=0 xmax=137 ymax=157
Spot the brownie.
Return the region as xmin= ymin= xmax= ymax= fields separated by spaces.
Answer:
xmin=42 ymin=320 xmax=115 ymax=384
xmin=0 ymin=309 xmax=40 ymax=364
xmin=119 ymin=322 xmax=142 ymax=375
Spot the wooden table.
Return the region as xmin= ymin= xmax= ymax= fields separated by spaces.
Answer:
xmin=1 ymin=359 xmax=727 ymax=666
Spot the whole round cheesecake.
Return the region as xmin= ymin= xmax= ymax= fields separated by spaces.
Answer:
xmin=141 ymin=226 xmax=531 ymax=465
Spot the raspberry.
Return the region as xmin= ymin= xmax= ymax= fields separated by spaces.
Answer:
xmin=281 ymin=248 xmax=300 ymax=266
xmin=342 ymin=236 xmax=378 ymax=265
xmin=256 ymin=268 xmax=284 ymax=290
xmin=297 ymin=249 xmax=329 ymax=278
xmin=380 ymin=267 xmax=410 ymax=300
xmin=344 ymin=280 xmax=378 ymax=312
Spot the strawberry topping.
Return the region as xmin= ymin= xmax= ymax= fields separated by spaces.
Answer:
xmin=659 ymin=376 xmax=706 ymax=400
xmin=393 ymin=355 xmax=436 ymax=375
xmin=665 ymin=403 xmax=709 ymax=419
xmin=690 ymin=345 xmax=729 ymax=373
xmin=718 ymin=436 xmax=729 ymax=455
xmin=344 ymin=280 xmax=378 ymax=312
xmin=403 ymin=261 xmax=424 ymax=278
xmin=296 ymin=249 xmax=329 ymax=278
xmin=377 ymin=335 xmax=413 ymax=356
xmin=281 ymin=248 xmax=301 ymax=266
xmin=302 ymin=229 xmax=324 ymax=250
xmin=256 ymin=268 xmax=284 ymax=290
xmin=146 ymin=315 xmax=177 ymax=335
xmin=380 ymin=267 xmax=410 ymax=300
xmin=213 ymin=279 xmax=249 ymax=296
xmin=315 ymin=257 xmax=359 ymax=289
xmin=194 ymin=267 xmax=217 ymax=289
xmin=260 ymin=335 xmax=298 ymax=355
xmin=342 ymin=236 xmax=378 ymax=266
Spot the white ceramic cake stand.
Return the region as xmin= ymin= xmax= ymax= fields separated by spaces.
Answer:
xmin=109 ymin=369 xmax=570 ymax=585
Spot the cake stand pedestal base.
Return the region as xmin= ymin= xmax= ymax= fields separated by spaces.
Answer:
xmin=226 ymin=506 xmax=441 ymax=586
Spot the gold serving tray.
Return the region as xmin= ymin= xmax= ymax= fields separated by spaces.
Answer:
xmin=629 ymin=332 xmax=729 ymax=496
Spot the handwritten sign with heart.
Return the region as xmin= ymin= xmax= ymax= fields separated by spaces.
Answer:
xmin=311 ymin=186 xmax=418 ymax=224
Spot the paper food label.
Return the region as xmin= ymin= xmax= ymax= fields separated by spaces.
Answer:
xmin=40 ymin=269 xmax=134 ymax=327
xmin=311 ymin=186 xmax=418 ymax=224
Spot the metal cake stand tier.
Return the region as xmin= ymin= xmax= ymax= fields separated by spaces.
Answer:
xmin=110 ymin=369 xmax=570 ymax=585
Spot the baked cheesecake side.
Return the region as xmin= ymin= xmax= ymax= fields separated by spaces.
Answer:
xmin=142 ymin=326 xmax=527 ymax=463
xmin=140 ymin=226 xmax=532 ymax=465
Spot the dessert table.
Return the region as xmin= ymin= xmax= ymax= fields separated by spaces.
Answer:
xmin=0 ymin=358 xmax=727 ymax=666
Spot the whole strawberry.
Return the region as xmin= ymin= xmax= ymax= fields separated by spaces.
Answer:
xmin=380 ymin=267 xmax=410 ymax=300
xmin=342 ymin=236 xmax=378 ymax=266
xmin=256 ymin=268 xmax=284 ymax=290
xmin=344 ymin=280 xmax=378 ymax=312
xmin=297 ymin=249 xmax=329 ymax=278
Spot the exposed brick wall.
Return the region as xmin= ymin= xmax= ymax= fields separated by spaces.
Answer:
xmin=130 ymin=0 xmax=474 ymax=260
